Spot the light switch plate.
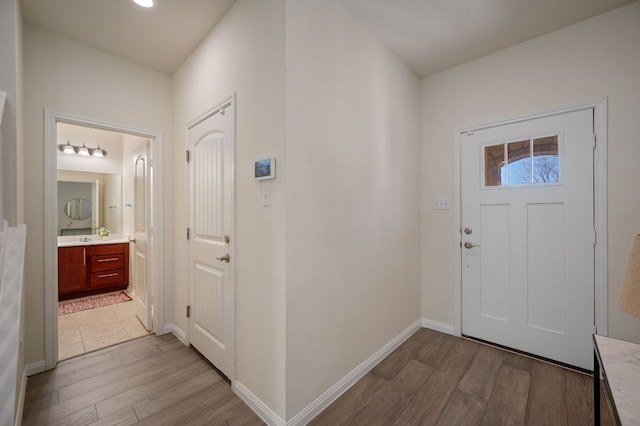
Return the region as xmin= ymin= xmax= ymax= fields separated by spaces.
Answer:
xmin=262 ymin=188 xmax=271 ymax=207
xmin=433 ymin=198 xmax=449 ymax=210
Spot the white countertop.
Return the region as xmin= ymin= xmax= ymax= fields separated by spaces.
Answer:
xmin=594 ymin=335 xmax=640 ymax=425
xmin=57 ymin=234 xmax=131 ymax=247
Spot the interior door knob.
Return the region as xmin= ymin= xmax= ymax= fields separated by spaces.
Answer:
xmin=216 ymin=253 xmax=231 ymax=263
xmin=464 ymin=242 xmax=480 ymax=249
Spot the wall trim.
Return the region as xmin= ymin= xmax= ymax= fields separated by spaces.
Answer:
xmin=25 ymin=360 xmax=45 ymax=377
xmin=15 ymin=369 xmax=26 ymax=426
xmin=286 ymin=319 xmax=422 ymax=426
xmin=164 ymin=323 xmax=188 ymax=345
xmin=233 ymin=381 xmax=286 ymax=426
xmin=232 ymin=320 xmax=422 ymax=425
xmin=43 ymin=110 xmax=166 ymax=371
xmin=421 ymin=318 xmax=455 ymax=335
xmin=453 ymin=99 xmax=609 ymax=338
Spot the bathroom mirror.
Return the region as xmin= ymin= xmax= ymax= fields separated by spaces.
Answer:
xmin=64 ymin=198 xmax=92 ymax=220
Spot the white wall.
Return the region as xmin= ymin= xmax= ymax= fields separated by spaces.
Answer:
xmin=172 ymin=0 xmax=287 ymax=418
xmin=285 ymin=0 xmax=421 ymax=418
xmin=420 ymin=2 xmax=640 ymax=343
xmin=23 ymin=25 xmax=173 ymax=365
xmin=0 ymin=3 xmax=25 ymax=421
xmin=0 ymin=0 xmax=23 ymax=225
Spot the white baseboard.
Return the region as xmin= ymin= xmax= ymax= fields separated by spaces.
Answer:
xmin=15 ymin=368 xmax=26 ymax=426
xmin=421 ymin=318 xmax=455 ymax=335
xmin=25 ymin=360 xmax=46 ymax=377
xmin=163 ymin=323 xmax=188 ymax=345
xmin=233 ymin=381 xmax=286 ymax=426
xmin=287 ymin=319 xmax=422 ymax=426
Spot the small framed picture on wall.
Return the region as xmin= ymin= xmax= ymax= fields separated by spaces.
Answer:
xmin=255 ymin=158 xmax=276 ymax=180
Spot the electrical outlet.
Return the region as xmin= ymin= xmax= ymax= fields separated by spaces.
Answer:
xmin=433 ymin=198 xmax=449 ymax=210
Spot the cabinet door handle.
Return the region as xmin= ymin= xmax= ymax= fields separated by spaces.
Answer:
xmin=97 ymin=258 xmax=119 ymax=262
xmin=83 ymin=248 xmax=86 ymax=266
xmin=97 ymin=273 xmax=119 ymax=278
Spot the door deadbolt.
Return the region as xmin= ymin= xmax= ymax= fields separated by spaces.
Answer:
xmin=216 ymin=253 xmax=231 ymax=263
xmin=464 ymin=227 xmax=472 ymax=235
xmin=224 ymin=234 xmax=230 ymax=244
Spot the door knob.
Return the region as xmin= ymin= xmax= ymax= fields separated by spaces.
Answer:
xmin=464 ymin=241 xmax=480 ymax=249
xmin=216 ymin=253 xmax=231 ymax=263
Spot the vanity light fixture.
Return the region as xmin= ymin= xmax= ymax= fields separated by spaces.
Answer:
xmin=57 ymin=141 xmax=107 ymax=158
xmin=132 ymin=0 xmax=155 ymax=8
xmin=61 ymin=140 xmax=75 ymax=154
xmin=77 ymin=143 xmax=90 ymax=156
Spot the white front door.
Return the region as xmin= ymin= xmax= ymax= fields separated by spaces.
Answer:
xmin=187 ymin=98 xmax=235 ymax=379
xmin=461 ymin=108 xmax=594 ymax=370
xmin=133 ymin=141 xmax=152 ymax=331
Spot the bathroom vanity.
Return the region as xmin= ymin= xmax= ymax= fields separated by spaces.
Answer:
xmin=58 ymin=235 xmax=130 ymax=300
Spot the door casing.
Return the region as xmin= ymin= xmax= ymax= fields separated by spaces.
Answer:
xmin=452 ymin=99 xmax=608 ymax=338
xmin=43 ymin=110 xmax=166 ymax=371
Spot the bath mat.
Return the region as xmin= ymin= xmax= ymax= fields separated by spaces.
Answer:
xmin=58 ymin=291 xmax=132 ymax=316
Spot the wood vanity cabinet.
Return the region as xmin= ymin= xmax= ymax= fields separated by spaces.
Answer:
xmin=58 ymin=242 xmax=129 ymax=300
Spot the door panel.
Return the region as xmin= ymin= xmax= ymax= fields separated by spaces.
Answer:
xmin=461 ymin=109 xmax=594 ymax=370
xmin=133 ymin=141 xmax=152 ymax=331
xmin=188 ymin=99 xmax=234 ymax=379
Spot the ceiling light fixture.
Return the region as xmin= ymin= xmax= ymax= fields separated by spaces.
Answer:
xmin=132 ymin=0 xmax=155 ymax=8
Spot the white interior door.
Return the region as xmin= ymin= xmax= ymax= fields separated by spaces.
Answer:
xmin=461 ymin=109 xmax=594 ymax=370
xmin=133 ymin=141 xmax=152 ymax=331
xmin=188 ymin=98 xmax=235 ymax=379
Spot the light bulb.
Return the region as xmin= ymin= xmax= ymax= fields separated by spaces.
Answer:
xmin=93 ymin=146 xmax=104 ymax=158
xmin=62 ymin=141 xmax=75 ymax=154
xmin=78 ymin=143 xmax=90 ymax=156
xmin=133 ymin=0 xmax=154 ymax=7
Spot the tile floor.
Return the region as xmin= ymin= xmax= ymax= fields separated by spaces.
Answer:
xmin=58 ymin=296 xmax=150 ymax=360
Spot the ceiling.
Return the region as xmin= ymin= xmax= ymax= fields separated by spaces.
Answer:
xmin=21 ymin=0 xmax=635 ymax=77
xmin=343 ymin=0 xmax=636 ymax=77
xmin=20 ymin=0 xmax=237 ymax=74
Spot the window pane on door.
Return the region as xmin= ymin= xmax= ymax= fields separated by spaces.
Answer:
xmin=484 ymin=144 xmax=505 ymax=187
xmin=533 ymin=136 xmax=559 ymax=184
xmin=506 ymin=140 xmax=531 ymax=185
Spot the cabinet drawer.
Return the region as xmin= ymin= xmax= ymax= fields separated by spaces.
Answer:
xmin=90 ymin=269 xmax=125 ymax=288
xmin=90 ymin=253 xmax=125 ymax=272
xmin=89 ymin=243 xmax=128 ymax=256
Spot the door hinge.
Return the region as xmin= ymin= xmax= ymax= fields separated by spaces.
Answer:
xmin=187 ymin=227 xmax=191 ymax=240
xmin=593 ymin=229 xmax=597 ymax=245
xmin=186 ymin=149 xmax=191 ymax=163
xmin=186 ymin=305 xmax=191 ymax=318
xmin=592 ymin=134 xmax=597 ymax=149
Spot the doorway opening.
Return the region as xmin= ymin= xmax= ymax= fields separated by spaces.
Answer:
xmin=44 ymin=111 xmax=165 ymax=369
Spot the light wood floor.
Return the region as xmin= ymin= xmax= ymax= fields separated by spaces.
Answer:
xmin=23 ymin=328 xmax=617 ymax=425
xmin=311 ymin=328 xmax=617 ymax=426
xmin=22 ymin=333 xmax=263 ymax=426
